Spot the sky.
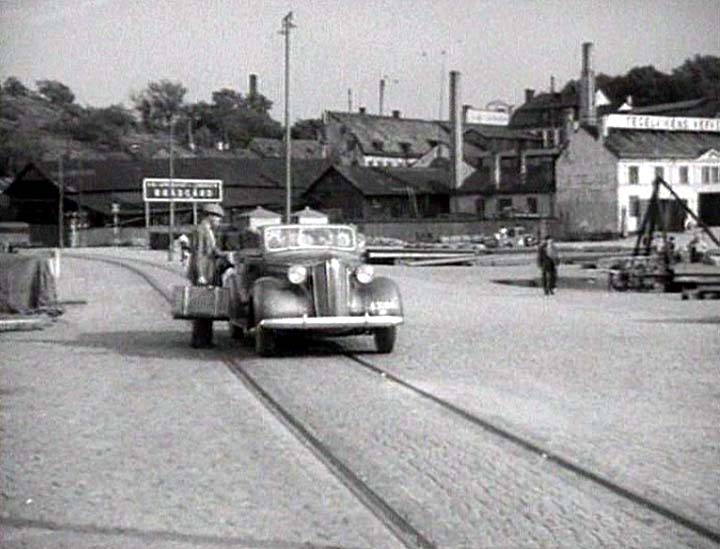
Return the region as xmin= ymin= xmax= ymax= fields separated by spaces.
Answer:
xmin=1 ymin=0 xmax=719 ymax=123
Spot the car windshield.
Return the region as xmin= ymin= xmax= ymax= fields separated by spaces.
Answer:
xmin=264 ymin=226 xmax=356 ymax=251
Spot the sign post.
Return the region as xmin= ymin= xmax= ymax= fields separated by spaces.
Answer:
xmin=142 ymin=178 xmax=223 ymax=257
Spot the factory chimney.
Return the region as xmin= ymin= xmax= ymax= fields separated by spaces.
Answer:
xmin=449 ymin=71 xmax=463 ymax=189
xmin=579 ymin=42 xmax=597 ymax=126
xmin=249 ymin=74 xmax=258 ymax=97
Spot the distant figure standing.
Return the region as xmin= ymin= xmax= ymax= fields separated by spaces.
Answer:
xmin=537 ymin=235 xmax=559 ymax=295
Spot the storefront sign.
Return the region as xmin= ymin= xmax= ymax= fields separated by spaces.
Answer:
xmin=142 ymin=178 xmax=223 ymax=202
xmin=605 ymin=114 xmax=720 ymax=132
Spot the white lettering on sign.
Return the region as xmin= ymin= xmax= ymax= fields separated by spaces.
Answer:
xmin=605 ymin=114 xmax=720 ymax=133
xmin=142 ymin=178 xmax=223 ymax=203
xmin=465 ymin=108 xmax=510 ymax=126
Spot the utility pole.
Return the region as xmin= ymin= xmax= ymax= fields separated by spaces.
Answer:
xmin=58 ymin=153 xmax=64 ymax=249
xmin=168 ymin=117 xmax=175 ymax=261
xmin=280 ymin=11 xmax=295 ymax=223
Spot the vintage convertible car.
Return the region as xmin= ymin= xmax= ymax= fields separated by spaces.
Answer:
xmin=225 ymin=223 xmax=403 ymax=356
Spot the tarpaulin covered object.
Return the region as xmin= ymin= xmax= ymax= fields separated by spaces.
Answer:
xmin=0 ymin=254 xmax=62 ymax=316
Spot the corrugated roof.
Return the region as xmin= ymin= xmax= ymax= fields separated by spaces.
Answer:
xmin=604 ymin=129 xmax=720 ymax=159
xmin=458 ymin=165 xmax=555 ymax=195
xmin=325 ymin=111 xmax=447 ymax=158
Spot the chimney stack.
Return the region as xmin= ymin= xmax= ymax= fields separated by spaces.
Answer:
xmin=550 ymin=75 xmax=556 ymax=94
xmin=525 ymin=88 xmax=535 ymax=104
xmin=449 ymin=71 xmax=463 ymax=189
xmin=249 ymin=74 xmax=258 ymax=97
xmin=579 ymin=42 xmax=597 ymax=126
xmin=392 ymin=110 xmax=400 ymax=118
xmin=359 ymin=106 xmax=366 ymax=115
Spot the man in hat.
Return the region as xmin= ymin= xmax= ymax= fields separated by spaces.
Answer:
xmin=187 ymin=203 xmax=225 ymax=348
xmin=537 ymin=234 xmax=559 ymax=295
xmin=188 ymin=203 xmax=225 ymax=286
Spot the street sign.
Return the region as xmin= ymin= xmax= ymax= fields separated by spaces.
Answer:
xmin=142 ymin=178 xmax=223 ymax=203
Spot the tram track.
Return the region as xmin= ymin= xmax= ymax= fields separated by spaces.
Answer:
xmin=338 ymin=350 xmax=720 ymax=545
xmin=72 ymin=252 xmax=720 ymax=547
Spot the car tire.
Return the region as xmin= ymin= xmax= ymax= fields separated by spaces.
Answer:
xmin=229 ymin=322 xmax=244 ymax=341
xmin=255 ymin=326 xmax=276 ymax=356
xmin=374 ymin=326 xmax=396 ymax=353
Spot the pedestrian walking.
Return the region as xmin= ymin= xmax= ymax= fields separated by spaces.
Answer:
xmin=537 ymin=235 xmax=559 ymax=295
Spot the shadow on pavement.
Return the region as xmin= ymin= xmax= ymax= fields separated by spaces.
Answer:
xmin=639 ymin=316 xmax=720 ymax=325
xmin=58 ymin=330 xmax=252 ymax=360
xmin=492 ymin=277 xmax=605 ymax=291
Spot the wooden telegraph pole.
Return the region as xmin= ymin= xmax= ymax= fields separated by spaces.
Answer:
xmin=280 ymin=12 xmax=295 ymax=223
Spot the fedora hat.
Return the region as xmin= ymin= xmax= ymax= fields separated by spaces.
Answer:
xmin=202 ymin=203 xmax=225 ymax=218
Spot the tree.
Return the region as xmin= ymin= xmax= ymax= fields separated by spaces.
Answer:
xmin=36 ymin=79 xmax=75 ymax=105
xmin=292 ymin=118 xmax=323 ymax=140
xmin=3 ymin=76 xmax=29 ymax=97
xmin=131 ymin=79 xmax=187 ymax=130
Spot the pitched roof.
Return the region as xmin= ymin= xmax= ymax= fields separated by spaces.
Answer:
xmin=248 ymin=137 xmax=325 ymax=159
xmin=34 ymin=158 xmax=331 ymax=193
xmin=510 ymin=90 xmax=617 ymax=128
xmin=325 ymin=111 xmax=448 ymax=158
xmin=458 ymin=163 xmax=556 ymax=196
xmin=604 ymin=129 xmax=720 ymax=159
xmin=462 ymin=123 xmax=540 ymax=141
xmin=629 ymin=98 xmax=720 ymax=117
xmin=310 ymin=165 xmax=450 ymax=197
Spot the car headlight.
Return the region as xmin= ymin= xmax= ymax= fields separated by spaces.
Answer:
xmin=287 ymin=264 xmax=307 ymax=284
xmin=355 ymin=264 xmax=374 ymax=284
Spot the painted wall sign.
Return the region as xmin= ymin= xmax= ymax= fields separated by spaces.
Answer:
xmin=142 ymin=178 xmax=223 ymax=202
xmin=605 ymin=114 xmax=720 ymax=132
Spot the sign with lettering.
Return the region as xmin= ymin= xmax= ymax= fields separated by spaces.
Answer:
xmin=605 ymin=114 xmax=720 ymax=133
xmin=464 ymin=108 xmax=510 ymax=126
xmin=142 ymin=178 xmax=223 ymax=202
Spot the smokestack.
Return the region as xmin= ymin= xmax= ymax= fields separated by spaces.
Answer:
xmin=525 ymin=88 xmax=535 ymax=104
xmin=379 ymin=78 xmax=386 ymax=115
xmin=550 ymin=75 xmax=556 ymax=94
xmin=449 ymin=71 xmax=462 ymax=190
xmin=249 ymin=74 xmax=258 ymax=97
xmin=348 ymin=88 xmax=353 ymax=112
xmin=579 ymin=42 xmax=597 ymax=126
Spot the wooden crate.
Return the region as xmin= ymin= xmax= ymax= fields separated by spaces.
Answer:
xmin=172 ymin=286 xmax=230 ymax=319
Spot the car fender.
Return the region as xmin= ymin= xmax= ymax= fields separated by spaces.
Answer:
xmin=353 ymin=276 xmax=403 ymax=316
xmin=252 ymin=276 xmax=312 ymax=324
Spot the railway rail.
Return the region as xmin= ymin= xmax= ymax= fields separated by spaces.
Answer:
xmin=67 ymin=252 xmax=720 ymax=547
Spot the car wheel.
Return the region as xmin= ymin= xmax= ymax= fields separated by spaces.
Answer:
xmin=229 ymin=322 xmax=244 ymax=341
xmin=255 ymin=326 xmax=276 ymax=357
xmin=374 ymin=326 xmax=396 ymax=353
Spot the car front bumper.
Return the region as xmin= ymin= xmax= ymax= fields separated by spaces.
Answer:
xmin=259 ymin=315 xmax=403 ymax=330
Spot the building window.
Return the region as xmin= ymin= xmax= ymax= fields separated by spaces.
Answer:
xmin=702 ymin=166 xmax=710 ymax=184
xmin=712 ymin=167 xmax=720 ymax=183
xmin=679 ymin=166 xmax=689 ymax=184
xmin=654 ymin=166 xmax=664 ymax=181
xmin=475 ymin=197 xmax=485 ymax=217
xmin=497 ymin=198 xmax=513 ymax=215
xmin=629 ymin=196 xmax=640 ymax=217
xmin=526 ymin=196 xmax=538 ymax=214
xmin=628 ymin=166 xmax=639 ymax=185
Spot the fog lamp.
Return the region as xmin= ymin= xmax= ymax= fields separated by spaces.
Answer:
xmin=287 ymin=264 xmax=307 ymax=284
xmin=355 ymin=264 xmax=374 ymax=284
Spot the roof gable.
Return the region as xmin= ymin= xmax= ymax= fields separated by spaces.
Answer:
xmin=325 ymin=111 xmax=447 ymax=158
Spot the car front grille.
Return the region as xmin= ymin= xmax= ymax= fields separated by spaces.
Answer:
xmin=312 ymin=258 xmax=349 ymax=316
